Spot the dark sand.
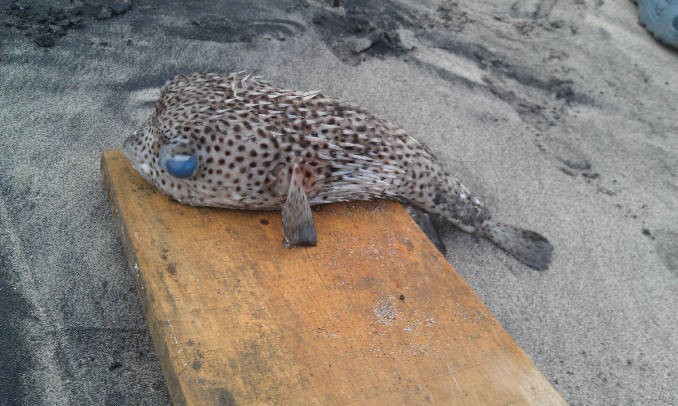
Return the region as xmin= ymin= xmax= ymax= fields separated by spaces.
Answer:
xmin=2 ymin=0 xmax=677 ymax=404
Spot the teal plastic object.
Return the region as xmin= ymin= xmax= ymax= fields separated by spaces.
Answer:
xmin=638 ymin=0 xmax=678 ymax=49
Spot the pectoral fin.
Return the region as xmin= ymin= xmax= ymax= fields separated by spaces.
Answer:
xmin=282 ymin=164 xmax=317 ymax=248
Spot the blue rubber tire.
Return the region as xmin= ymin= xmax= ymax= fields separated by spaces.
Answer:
xmin=638 ymin=0 xmax=678 ymax=49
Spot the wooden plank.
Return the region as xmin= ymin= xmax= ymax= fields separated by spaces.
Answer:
xmin=101 ymin=149 xmax=566 ymax=406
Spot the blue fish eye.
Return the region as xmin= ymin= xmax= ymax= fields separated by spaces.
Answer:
xmin=165 ymin=154 xmax=198 ymax=178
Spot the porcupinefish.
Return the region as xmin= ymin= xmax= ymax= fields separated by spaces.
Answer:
xmin=123 ymin=72 xmax=553 ymax=270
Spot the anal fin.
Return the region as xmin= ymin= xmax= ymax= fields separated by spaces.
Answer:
xmin=282 ymin=164 xmax=317 ymax=248
xmin=402 ymin=204 xmax=447 ymax=255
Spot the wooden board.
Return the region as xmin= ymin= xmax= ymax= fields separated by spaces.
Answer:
xmin=101 ymin=150 xmax=566 ymax=406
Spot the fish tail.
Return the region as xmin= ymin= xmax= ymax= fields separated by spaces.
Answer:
xmin=478 ymin=221 xmax=553 ymax=271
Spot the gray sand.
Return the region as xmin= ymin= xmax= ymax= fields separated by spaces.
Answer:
xmin=2 ymin=0 xmax=677 ymax=404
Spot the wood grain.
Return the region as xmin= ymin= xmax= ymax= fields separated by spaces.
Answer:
xmin=101 ymin=150 xmax=566 ymax=406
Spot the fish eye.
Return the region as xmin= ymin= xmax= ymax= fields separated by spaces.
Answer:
xmin=165 ymin=154 xmax=198 ymax=178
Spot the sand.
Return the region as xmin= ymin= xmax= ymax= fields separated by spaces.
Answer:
xmin=1 ymin=0 xmax=677 ymax=404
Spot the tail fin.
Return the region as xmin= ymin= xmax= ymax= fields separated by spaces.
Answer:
xmin=482 ymin=221 xmax=553 ymax=270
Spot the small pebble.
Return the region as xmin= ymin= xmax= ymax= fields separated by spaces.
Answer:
xmin=35 ymin=34 xmax=56 ymax=47
xmin=108 ymin=361 xmax=123 ymax=371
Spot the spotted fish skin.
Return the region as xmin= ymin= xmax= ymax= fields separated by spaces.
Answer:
xmin=123 ymin=72 xmax=553 ymax=270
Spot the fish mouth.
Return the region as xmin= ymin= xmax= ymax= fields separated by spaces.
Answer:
xmin=122 ymin=133 xmax=151 ymax=181
xmin=122 ymin=133 xmax=136 ymax=163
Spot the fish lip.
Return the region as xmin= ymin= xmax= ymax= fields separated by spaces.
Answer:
xmin=122 ymin=133 xmax=137 ymax=163
xmin=122 ymin=133 xmax=151 ymax=183
xmin=122 ymin=134 xmax=136 ymax=163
